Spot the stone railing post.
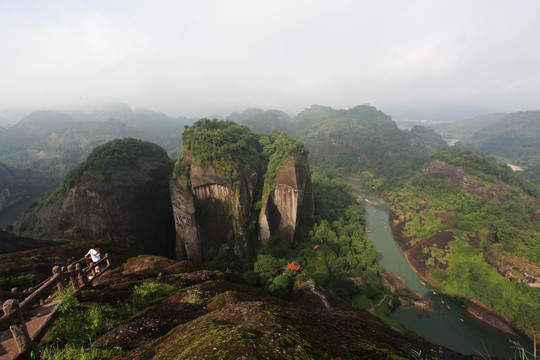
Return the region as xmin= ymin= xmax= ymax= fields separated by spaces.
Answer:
xmin=75 ymin=263 xmax=88 ymax=290
xmin=52 ymin=266 xmax=66 ymax=294
xmin=67 ymin=264 xmax=82 ymax=300
xmin=3 ymin=299 xmax=33 ymax=356
xmin=90 ymin=262 xmax=96 ymax=278
xmin=11 ymin=288 xmax=22 ymax=302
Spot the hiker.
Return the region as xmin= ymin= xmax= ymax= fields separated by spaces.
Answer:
xmin=85 ymin=246 xmax=101 ymax=275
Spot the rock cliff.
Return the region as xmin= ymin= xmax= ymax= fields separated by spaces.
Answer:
xmin=171 ymin=150 xmax=261 ymax=262
xmin=259 ymin=155 xmax=313 ymax=249
xmin=16 ymin=139 xmax=176 ymax=257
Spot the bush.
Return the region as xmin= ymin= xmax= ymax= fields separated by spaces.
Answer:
xmin=131 ymin=279 xmax=177 ymax=308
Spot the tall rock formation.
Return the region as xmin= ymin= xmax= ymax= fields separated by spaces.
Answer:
xmin=171 ymin=120 xmax=313 ymax=263
xmin=171 ymin=150 xmax=261 ymax=262
xmin=16 ymin=138 xmax=176 ymax=257
xmin=259 ymin=154 xmax=313 ymax=249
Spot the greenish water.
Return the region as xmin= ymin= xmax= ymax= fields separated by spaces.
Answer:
xmin=350 ymin=179 xmax=533 ymax=358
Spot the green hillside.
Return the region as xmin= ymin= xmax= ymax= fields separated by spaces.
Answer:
xmin=463 ymin=110 xmax=540 ymax=185
xmin=390 ymin=146 xmax=540 ymax=336
xmin=288 ymin=105 xmax=445 ymax=190
xmin=0 ymin=106 xmax=190 ymax=218
xmin=0 ymin=162 xmax=56 ymax=224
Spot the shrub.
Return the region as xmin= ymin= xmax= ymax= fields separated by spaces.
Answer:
xmin=131 ymin=279 xmax=177 ymax=308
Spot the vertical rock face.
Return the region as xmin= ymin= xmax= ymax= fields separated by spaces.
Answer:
xmin=170 ymin=151 xmax=261 ymax=263
xmin=259 ymin=155 xmax=313 ymax=249
xmin=170 ymin=177 xmax=197 ymax=260
xmin=171 ymin=151 xmax=314 ymax=263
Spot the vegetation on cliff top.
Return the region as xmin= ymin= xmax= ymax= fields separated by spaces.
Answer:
xmin=182 ymin=119 xmax=263 ymax=171
xmin=179 ymin=120 xmax=308 ymax=181
xmin=259 ymin=130 xmax=309 ymax=195
xmin=15 ymin=138 xmax=171 ymax=224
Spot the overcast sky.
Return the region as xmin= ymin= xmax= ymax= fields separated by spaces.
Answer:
xmin=1 ymin=0 xmax=539 ymax=120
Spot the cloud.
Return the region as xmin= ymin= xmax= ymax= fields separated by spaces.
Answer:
xmin=1 ymin=0 xmax=539 ymax=118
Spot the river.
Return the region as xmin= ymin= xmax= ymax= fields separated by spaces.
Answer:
xmin=349 ymin=179 xmax=533 ymax=358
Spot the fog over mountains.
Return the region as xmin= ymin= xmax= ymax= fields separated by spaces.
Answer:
xmin=2 ymin=1 xmax=540 ymax=118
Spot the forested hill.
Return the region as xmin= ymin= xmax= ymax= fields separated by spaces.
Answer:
xmin=228 ymin=108 xmax=290 ymax=133
xmin=390 ymin=146 xmax=540 ymax=337
xmin=0 ymin=105 xmax=192 ymax=217
xmin=462 ymin=110 xmax=540 ymax=185
xmin=0 ymin=105 xmax=190 ymax=180
xmin=286 ymin=105 xmax=446 ymax=190
xmin=424 ymin=113 xmax=506 ymax=140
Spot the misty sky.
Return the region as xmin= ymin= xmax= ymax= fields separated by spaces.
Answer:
xmin=1 ymin=0 xmax=539 ymax=119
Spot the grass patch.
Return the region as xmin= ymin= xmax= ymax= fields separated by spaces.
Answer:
xmin=131 ymin=279 xmax=177 ymax=308
xmin=375 ymin=300 xmax=407 ymax=332
xmin=35 ymin=343 xmax=121 ymax=360
xmin=351 ymin=293 xmax=371 ymax=309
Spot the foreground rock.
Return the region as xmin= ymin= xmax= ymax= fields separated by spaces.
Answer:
xmin=84 ymin=255 xmax=476 ymax=360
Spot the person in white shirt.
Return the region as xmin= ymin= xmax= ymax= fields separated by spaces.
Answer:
xmin=85 ymin=246 xmax=101 ymax=276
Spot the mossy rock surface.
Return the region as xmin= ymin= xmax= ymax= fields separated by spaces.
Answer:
xmin=82 ymin=257 xmax=475 ymax=360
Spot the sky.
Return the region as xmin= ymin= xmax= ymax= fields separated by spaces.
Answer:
xmin=1 ymin=0 xmax=539 ymax=120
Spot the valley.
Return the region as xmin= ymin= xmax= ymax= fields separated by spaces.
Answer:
xmin=0 ymin=103 xmax=538 ymax=359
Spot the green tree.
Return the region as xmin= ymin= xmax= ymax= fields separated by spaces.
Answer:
xmin=253 ymin=254 xmax=282 ymax=281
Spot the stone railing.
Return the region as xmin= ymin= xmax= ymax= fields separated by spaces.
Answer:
xmin=0 ymin=254 xmax=110 ymax=359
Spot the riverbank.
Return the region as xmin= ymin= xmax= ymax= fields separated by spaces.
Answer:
xmin=466 ymin=299 xmax=517 ymax=335
xmin=385 ymin=194 xmax=531 ymax=340
xmin=348 ymin=177 xmax=535 ymax=357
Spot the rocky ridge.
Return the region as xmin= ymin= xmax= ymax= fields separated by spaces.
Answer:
xmin=171 ymin=149 xmax=262 ymax=262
